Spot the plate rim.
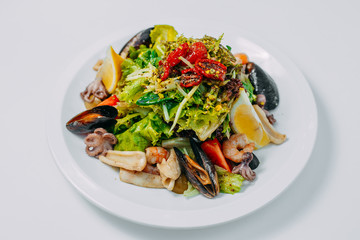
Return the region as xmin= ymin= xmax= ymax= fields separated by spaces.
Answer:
xmin=47 ymin=24 xmax=318 ymax=228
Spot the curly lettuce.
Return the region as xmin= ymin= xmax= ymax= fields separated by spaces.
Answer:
xmin=177 ymin=104 xmax=230 ymax=141
xmin=117 ymin=63 xmax=156 ymax=104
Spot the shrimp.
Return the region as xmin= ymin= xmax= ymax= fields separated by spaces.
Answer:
xmin=145 ymin=147 xmax=169 ymax=165
xmin=222 ymin=133 xmax=255 ymax=163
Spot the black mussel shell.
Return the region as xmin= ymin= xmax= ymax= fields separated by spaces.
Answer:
xmin=174 ymin=138 xmax=220 ymax=198
xmin=66 ymin=105 xmax=118 ymax=135
xmin=119 ymin=27 xmax=154 ymax=58
xmin=189 ymin=137 xmax=219 ymax=196
xmin=248 ymin=63 xmax=280 ymax=110
xmin=249 ymin=153 xmax=260 ymax=170
xmin=174 ymin=147 xmax=216 ymax=198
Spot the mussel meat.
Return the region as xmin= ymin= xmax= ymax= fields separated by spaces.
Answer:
xmin=174 ymin=137 xmax=219 ymax=198
xmin=119 ymin=27 xmax=154 ymax=59
xmin=66 ymin=105 xmax=118 ymax=135
xmin=247 ymin=62 xmax=280 ymax=110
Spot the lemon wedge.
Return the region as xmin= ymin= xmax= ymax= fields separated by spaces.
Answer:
xmin=230 ymin=89 xmax=270 ymax=148
xmin=96 ymin=46 xmax=124 ymax=94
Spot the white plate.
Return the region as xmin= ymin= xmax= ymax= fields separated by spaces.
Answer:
xmin=47 ymin=24 xmax=317 ymax=228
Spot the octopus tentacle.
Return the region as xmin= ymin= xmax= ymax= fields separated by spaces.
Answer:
xmin=232 ymin=154 xmax=256 ymax=181
xmin=86 ymin=145 xmax=104 ymax=157
xmin=80 ymin=78 xmax=108 ymax=103
xmin=102 ymin=133 xmax=117 ymax=144
xmin=94 ymin=128 xmax=107 ymax=135
xmin=84 ymin=128 xmax=117 ymax=158
xmin=84 ymin=134 xmax=101 ymax=147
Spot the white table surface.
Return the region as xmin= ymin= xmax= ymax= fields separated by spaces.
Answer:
xmin=1 ymin=0 xmax=359 ymax=239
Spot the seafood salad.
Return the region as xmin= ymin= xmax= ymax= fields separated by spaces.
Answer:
xmin=66 ymin=25 xmax=286 ymax=198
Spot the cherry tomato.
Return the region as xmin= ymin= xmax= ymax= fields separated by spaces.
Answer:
xmin=181 ymin=42 xmax=208 ymax=65
xmin=195 ymin=59 xmax=227 ymax=81
xmin=167 ymin=43 xmax=189 ymax=67
xmin=180 ymin=68 xmax=203 ymax=88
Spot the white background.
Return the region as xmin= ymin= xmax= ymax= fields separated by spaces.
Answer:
xmin=1 ymin=0 xmax=359 ymax=239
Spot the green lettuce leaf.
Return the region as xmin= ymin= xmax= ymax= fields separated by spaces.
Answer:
xmin=222 ymin=114 xmax=231 ymax=139
xmin=113 ymin=113 xmax=141 ymax=134
xmin=114 ymin=131 xmax=149 ymax=152
xmin=150 ymin=25 xmax=178 ymax=57
xmin=129 ymin=45 xmax=161 ymax=68
xmin=178 ymin=106 xmax=230 ymax=141
xmin=114 ymin=112 xmax=172 ymax=151
xmin=117 ymin=63 xmax=156 ymax=104
xmin=216 ymin=166 xmax=244 ymax=194
xmin=120 ymin=45 xmax=160 ymax=81
xmin=183 ymin=182 xmax=199 ymax=197
xmin=118 ymin=77 xmax=146 ymax=104
xmin=120 ymin=58 xmax=141 ymax=79
xmin=241 ymin=74 xmax=256 ymax=103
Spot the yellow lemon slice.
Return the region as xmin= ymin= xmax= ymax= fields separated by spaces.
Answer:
xmin=230 ymin=89 xmax=270 ymax=148
xmin=97 ymin=46 xmax=124 ymax=94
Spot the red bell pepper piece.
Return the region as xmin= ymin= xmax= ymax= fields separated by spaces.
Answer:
xmin=201 ymin=138 xmax=232 ymax=172
xmin=97 ymin=95 xmax=119 ymax=107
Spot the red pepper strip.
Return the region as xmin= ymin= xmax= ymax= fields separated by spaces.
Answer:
xmin=201 ymin=138 xmax=232 ymax=172
xmin=167 ymin=42 xmax=189 ymax=67
xmin=97 ymin=95 xmax=119 ymax=107
xmin=195 ymin=59 xmax=227 ymax=81
xmin=181 ymin=42 xmax=208 ymax=66
xmin=180 ymin=68 xmax=202 ymax=88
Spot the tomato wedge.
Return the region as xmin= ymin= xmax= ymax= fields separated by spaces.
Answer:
xmin=201 ymin=138 xmax=232 ymax=172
